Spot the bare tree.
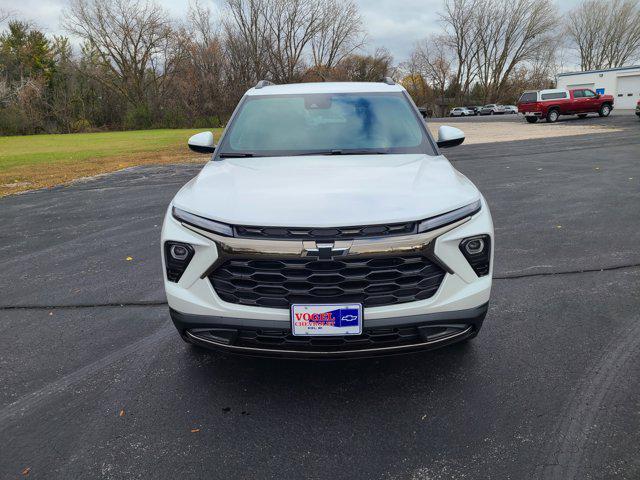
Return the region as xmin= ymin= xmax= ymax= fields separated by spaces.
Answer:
xmin=439 ymin=0 xmax=481 ymax=103
xmin=335 ymin=47 xmax=393 ymax=81
xmin=262 ymin=0 xmax=324 ymax=83
xmin=224 ymin=0 xmax=272 ymax=82
xmin=225 ymin=0 xmax=365 ymax=84
xmin=474 ymin=0 xmax=557 ymax=102
xmin=411 ymin=36 xmax=453 ymax=105
xmin=568 ymin=0 xmax=640 ymax=70
xmin=171 ymin=2 xmax=230 ymax=122
xmin=398 ymin=53 xmax=429 ymax=106
xmin=0 ymin=10 xmax=11 ymax=24
xmin=64 ymin=0 xmax=176 ymax=107
xmin=188 ymin=1 xmax=216 ymax=47
xmin=311 ymin=0 xmax=365 ymax=73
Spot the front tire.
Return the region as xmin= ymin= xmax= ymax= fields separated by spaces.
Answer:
xmin=525 ymin=116 xmax=538 ymax=124
xmin=546 ymin=109 xmax=559 ymax=123
xmin=490 ymin=111 xmax=494 ymax=115
xmin=599 ymin=104 xmax=611 ymax=117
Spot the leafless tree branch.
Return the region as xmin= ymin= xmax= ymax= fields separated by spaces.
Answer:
xmin=567 ymin=0 xmax=640 ymax=70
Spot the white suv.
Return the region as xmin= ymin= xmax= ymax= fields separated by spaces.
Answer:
xmin=480 ymin=104 xmax=506 ymax=115
xmin=162 ymin=79 xmax=494 ymax=358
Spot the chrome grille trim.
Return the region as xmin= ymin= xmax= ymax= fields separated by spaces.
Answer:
xmin=180 ymin=216 xmax=468 ymax=277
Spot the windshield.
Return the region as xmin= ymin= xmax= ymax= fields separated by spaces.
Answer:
xmin=217 ymin=92 xmax=435 ymax=157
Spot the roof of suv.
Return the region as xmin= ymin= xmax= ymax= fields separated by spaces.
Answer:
xmin=245 ymin=81 xmax=405 ymax=96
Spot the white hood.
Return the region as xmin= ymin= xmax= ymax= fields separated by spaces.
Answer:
xmin=172 ymin=154 xmax=480 ymax=227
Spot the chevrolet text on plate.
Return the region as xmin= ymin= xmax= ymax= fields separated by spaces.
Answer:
xmin=161 ymin=78 xmax=494 ymax=358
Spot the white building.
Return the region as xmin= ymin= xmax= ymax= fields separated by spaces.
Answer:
xmin=556 ymin=65 xmax=640 ymax=110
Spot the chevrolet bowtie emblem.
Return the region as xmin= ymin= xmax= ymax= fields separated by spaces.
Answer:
xmin=303 ymin=241 xmax=351 ymax=260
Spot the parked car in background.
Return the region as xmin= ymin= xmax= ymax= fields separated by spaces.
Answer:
xmin=517 ymin=88 xmax=614 ymax=123
xmin=466 ymin=106 xmax=482 ymax=116
xmin=449 ymin=107 xmax=474 ymax=117
xmin=503 ymin=105 xmax=518 ymax=114
xmin=418 ymin=107 xmax=432 ymax=119
xmin=480 ymin=104 xmax=505 ymax=115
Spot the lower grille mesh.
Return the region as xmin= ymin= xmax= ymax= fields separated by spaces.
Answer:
xmin=209 ymin=254 xmax=446 ymax=308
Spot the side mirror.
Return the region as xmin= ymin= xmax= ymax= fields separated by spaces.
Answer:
xmin=437 ymin=126 xmax=465 ymax=149
xmin=188 ymin=131 xmax=216 ymax=154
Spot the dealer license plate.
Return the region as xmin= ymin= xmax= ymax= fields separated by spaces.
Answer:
xmin=291 ymin=304 xmax=362 ymax=336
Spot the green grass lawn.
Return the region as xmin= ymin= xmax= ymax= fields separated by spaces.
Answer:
xmin=0 ymin=128 xmax=223 ymax=196
xmin=0 ymin=128 xmax=221 ymax=170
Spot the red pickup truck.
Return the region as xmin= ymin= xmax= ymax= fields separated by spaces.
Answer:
xmin=517 ymin=88 xmax=614 ymax=123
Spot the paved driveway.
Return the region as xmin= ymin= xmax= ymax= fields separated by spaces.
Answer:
xmin=1 ymin=114 xmax=639 ymax=479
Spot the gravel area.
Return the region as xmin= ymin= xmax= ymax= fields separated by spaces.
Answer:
xmin=428 ymin=116 xmax=623 ymax=145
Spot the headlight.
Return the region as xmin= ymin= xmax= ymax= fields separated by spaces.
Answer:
xmin=417 ymin=200 xmax=481 ymax=233
xmin=172 ymin=206 xmax=233 ymax=237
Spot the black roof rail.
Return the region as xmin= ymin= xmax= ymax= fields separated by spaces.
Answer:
xmin=255 ymin=80 xmax=274 ymax=89
xmin=381 ymin=77 xmax=395 ymax=85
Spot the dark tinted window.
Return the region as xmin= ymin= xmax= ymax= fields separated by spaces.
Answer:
xmin=519 ymin=92 xmax=537 ymax=103
xmin=573 ymin=90 xmax=584 ymax=98
xmin=541 ymin=92 xmax=567 ymax=100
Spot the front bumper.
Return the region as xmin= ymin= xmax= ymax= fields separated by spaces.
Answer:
xmin=171 ymin=303 xmax=488 ymax=358
xmin=161 ymin=197 xmax=494 ymax=357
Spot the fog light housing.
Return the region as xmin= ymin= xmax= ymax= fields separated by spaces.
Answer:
xmin=164 ymin=241 xmax=194 ymax=282
xmin=464 ymin=238 xmax=485 ymax=255
xmin=459 ymin=235 xmax=491 ymax=277
xmin=170 ymin=244 xmax=190 ymax=261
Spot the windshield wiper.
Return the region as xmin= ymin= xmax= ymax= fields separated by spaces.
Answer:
xmin=219 ymin=150 xmax=390 ymax=158
xmin=217 ymin=152 xmax=255 ymax=158
xmin=307 ymin=149 xmax=389 ymax=156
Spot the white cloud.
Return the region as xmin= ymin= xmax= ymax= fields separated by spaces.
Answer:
xmin=354 ymin=0 xmax=442 ymax=59
xmin=1 ymin=0 xmax=67 ymax=32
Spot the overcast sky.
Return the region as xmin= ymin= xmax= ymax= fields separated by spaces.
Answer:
xmin=1 ymin=0 xmax=582 ymax=62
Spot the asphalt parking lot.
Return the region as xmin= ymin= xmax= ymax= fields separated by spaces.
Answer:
xmin=1 ymin=113 xmax=639 ymax=479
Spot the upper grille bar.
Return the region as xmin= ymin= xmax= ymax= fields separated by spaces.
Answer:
xmin=234 ymin=222 xmax=417 ymax=240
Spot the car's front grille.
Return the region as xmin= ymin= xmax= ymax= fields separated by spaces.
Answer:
xmin=234 ymin=222 xmax=416 ymax=240
xmin=208 ymin=254 xmax=446 ymax=309
xmin=188 ymin=324 xmax=470 ymax=353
